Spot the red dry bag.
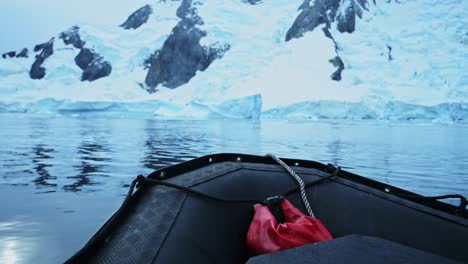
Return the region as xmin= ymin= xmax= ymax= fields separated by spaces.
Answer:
xmin=246 ymin=197 xmax=333 ymax=256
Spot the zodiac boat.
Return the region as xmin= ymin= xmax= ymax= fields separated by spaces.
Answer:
xmin=66 ymin=153 xmax=468 ymax=264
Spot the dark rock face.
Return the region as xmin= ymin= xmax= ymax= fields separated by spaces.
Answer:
xmin=286 ymin=0 xmax=371 ymax=82
xmin=30 ymin=60 xmax=46 ymax=79
xmin=75 ymin=48 xmax=112 ymax=81
xmin=144 ymin=0 xmax=229 ymax=92
xmin=16 ymin=48 xmax=29 ymax=58
xmin=58 ymin=25 xmax=112 ymax=81
xmin=329 ymin=56 xmax=345 ymax=81
xmin=286 ymin=0 xmax=339 ymax=42
xmin=144 ymin=22 xmax=223 ymax=90
xmin=336 ymin=0 xmax=367 ymax=33
xmin=81 ymin=57 xmax=112 ymax=81
xmin=176 ymin=0 xmax=203 ymax=25
xmin=242 ymin=0 xmax=262 ymax=5
xmin=120 ymin=5 xmax=153 ymax=30
xmin=6 ymin=24 xmax=110 ymax=81
xmin=34 ymin=40 xmax=54 ymax=55
xmin=286 ymin=0 xmax=370 ymax=41
xmin=2 ymin=51 xmax=16 ymax=58
xmin=322 ymin=27 xmax=339 ymax=51
xmin=30 ymin=38 xmax=54 ymax=79
xmin=2 ymin=49 xmax=28 ymax=59
xmin=59 ymin=26 xmax=86 ymax=49
xmin=386 ymin=44 xmax=393 ymax=61
xmin=26 ymin=31 xmax=111 ymax=81
xmin=75 ymin=48 xmax=95 ymax=70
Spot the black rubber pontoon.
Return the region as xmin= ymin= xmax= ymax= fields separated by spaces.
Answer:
xmin=66 ymin=154 xmax=468 ymax=264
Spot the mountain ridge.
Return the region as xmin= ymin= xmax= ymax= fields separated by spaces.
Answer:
xmin=0 ymin=0 xmax=466 ymax=120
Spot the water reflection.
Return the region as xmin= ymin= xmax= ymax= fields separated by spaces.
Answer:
xmin=31 ymin=144 xmax=57 ymax=189
xmin=0 ymin=221 xmax=39 ymax=264
xmin=64 ymin=142 xmax=111 ymax=192
xmin=327 ymin=140 xmax=344 ymax=165
xmin=0 ymin=116 xmax=467 ymax=198
xmin=141 ymin=120 xmax=200 ymax=170
xmin=0 ymin=238 xmax=18 ymax=264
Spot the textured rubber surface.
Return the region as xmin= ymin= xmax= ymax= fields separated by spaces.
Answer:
xmin=90 ymin=162 xmax=241 ymax=263
xmin=91 ymin=187 xmax=186 ymax=264
xmin=246 ymin=235 xmax=462 ymax=264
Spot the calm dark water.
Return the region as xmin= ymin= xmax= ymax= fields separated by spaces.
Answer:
xmin=1 ymin=114 xmax=467 ymax=263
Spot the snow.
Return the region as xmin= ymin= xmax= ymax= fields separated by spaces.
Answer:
xmin=0 ymin=0 xmax=467 ymax=120
xmin=329 ymin=0 xmax=468 ymax=106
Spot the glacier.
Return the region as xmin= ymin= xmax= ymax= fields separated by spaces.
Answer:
xmin=0 ymin=0 xmax=467 ymax=121
xmin=263 ymin=99 xmax=468 ymax=123
xmin=0 ymin=94 xmax=262 ymax=120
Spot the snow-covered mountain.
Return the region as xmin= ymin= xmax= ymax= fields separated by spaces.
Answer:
xmin=0 ymin=0 xmax=467 ymax=121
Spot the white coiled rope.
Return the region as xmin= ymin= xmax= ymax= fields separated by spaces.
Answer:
xmin=266 ymin=154 xmax=315 ymax=218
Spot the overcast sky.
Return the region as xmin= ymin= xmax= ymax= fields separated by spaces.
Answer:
xmin=0 ymin=0 xmax=149 ymax=52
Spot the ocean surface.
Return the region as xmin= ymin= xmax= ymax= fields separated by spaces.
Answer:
xmin=1 ymin=114 xmax=467 ymax=263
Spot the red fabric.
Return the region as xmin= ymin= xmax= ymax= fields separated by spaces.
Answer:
xmin=246 ymin=199 xmax=333 ymax=256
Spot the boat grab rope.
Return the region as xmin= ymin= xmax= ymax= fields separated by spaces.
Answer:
xmin=395 ymin=194 xmax=468 ymax=212
xmin=127 ymin=159 xmax=467 ymax=213
xmin=128 ymin=174 xmax=266 ymax=205
xmin=266 ymin=154 xmax=316 ymax=217
xmin=127 ymin=159 xmax=341 ymax=214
